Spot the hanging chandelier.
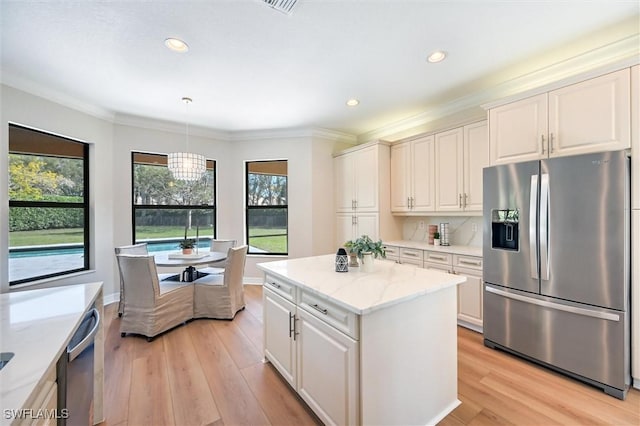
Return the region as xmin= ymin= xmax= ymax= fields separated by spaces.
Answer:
xmin=168 ymin=97 xmax=207 ymax=181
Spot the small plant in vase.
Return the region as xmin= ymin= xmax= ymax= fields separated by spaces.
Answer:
xmin=179 ymin=238 xmax=196 ymax=254
xmin=345 ymin=235 xmax=386 ymax=270
xmin=433 ymin=232 xmax=441 ymax=246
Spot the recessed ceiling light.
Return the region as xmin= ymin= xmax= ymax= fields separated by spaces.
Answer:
xmin=427 ymin=50 xmax=447 ymax=63
xmin=346 ymin=99 xmax=360 ymax=107
xmin=165 ymin=38 xmax=189 ymax=53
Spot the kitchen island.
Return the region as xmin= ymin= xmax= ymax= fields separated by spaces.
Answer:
xmin=257 ymin=254 xmax=466 ymax=425
xmin=0 ymin=282 xmax=104 ymax=426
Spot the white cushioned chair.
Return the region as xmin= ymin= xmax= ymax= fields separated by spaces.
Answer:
xmin=114 ymin=243 xmax=149 ymax=317
xmin=193 ymin=245 xmax=247 ymax=319
xmin=116 ymin=254 xmax=194 ymax=341
xmin=197 ymin=239 xmax=237 ymax=275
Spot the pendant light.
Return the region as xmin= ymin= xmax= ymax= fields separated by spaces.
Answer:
xmin=168 ymin=97 xmax=206 ymax=181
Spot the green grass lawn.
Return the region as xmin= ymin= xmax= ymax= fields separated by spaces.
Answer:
xmin=10 ymin=226 xmax=287 ymax=253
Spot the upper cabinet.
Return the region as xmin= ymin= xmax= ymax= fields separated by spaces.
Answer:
xmin=489 ymin=68 xmax=631 ymax=165
xmin=434 ymin=122 xmax=488 ymax=213
xmin=391 ymin=121 xmax=487 ymax=215
xmin=390 ymin=135 xmax=435 ymax=213
xmin=335 ymin=144 xmax=379 ymax=212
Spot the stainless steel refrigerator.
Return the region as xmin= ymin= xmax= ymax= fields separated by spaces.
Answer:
xmin=482 ymin=150 xmax=631 ymax=399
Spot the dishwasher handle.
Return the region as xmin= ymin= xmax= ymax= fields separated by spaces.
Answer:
xmin=68 ymin=308 xmax=100 ymax=362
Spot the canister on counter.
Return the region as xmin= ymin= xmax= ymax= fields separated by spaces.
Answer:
xmin=439 ymin=222 xmax=450 ymax=246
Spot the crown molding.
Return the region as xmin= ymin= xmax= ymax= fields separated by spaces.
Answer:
xmin=113 ymin=112 xmax=231 ymax=140
xmin=1 ymin=77 xmax=115 ymax=123
xmin=360 ymin=33 xmax=640 ymax=143
xmin=229 ymin=127 xmax=356 ymax=143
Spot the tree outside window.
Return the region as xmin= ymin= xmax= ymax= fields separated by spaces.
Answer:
xmin=132 ymin=152 xmax=215 ymax=251
xmin=246 ymin=160 xmax=288 ymax=255
xmin=8 ymin=124 xmax=89 ymax=285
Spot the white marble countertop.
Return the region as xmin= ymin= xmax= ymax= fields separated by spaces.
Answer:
xmin=383 ymin=240 xmax=483 ymax=257
xmin=257 ymin=254 xmax=466 ymax=315
xmin=0 ymin=282 xmax=103 ymax=420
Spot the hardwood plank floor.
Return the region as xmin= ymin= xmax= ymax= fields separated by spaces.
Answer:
xmin=99 ymin=285 xmax=639 ymax=426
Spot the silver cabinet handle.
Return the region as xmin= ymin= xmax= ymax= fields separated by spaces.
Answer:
xmin=459 ymin=259 xmax=481 ymax=266
xmin=289 ymin=312 xmax=294 ymax=338
xmin=403 ymin=251 xmax=419 ymax=258
xmin=411 ymin=197 xmax=414 ymax=208
xmin=459 ymin=194 xmax=462 ymax=208
xmin=428 ymin=254 xmax=447 ymax=261
xmin=541 ymin=135 xmax=546 ymax=155
xmin=269 ymin=281 xmax=281 ymax=289
xmin=463 ymin=193 xmax=468 ymax=209
xmin=549 ymin=133 xmax=555 ymax=153
xmin=354 ymin=199 xmax=357 ymax=209
xmin=407 ymin=197 xmax=410 ymax=208
xmin=310 ymin=303 xmax=328 ymax=315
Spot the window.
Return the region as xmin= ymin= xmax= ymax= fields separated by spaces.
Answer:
xmin=8 ymin=124 xmax=89 ymax=285
xmin=132 ymin=152 xmax=215 ymax=252
xmin=246 ymin=160 xmax=288 ymax=255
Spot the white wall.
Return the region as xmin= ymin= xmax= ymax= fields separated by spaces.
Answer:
xmin=1 ymin=85 xmax=115 ymax=294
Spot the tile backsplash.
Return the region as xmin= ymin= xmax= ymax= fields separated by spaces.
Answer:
xmin=402 ymin=216 xmax=483 ymax=247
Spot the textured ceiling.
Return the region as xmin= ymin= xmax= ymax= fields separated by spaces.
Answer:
xmin=1 ymin=0 xmax=638 ymax=136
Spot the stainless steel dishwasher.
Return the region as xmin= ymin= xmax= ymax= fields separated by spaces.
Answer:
xmin=57 ymin=306 xmax=100 ymax=426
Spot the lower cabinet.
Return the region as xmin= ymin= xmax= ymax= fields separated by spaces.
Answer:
xmin=263 ymin=284 xmax=359 ymax=425
xmin=423 ymin=251 xmax=484 ymax=332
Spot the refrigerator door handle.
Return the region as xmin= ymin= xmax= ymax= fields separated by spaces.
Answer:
xmin=529 ymin=175 xmax=538 ymax=279
xmin=540 ymin=174 xmax=550 ymax=281
xmin=485 ymin=286 xmax=620 ymax=322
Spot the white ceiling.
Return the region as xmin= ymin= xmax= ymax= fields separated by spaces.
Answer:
xmin=1 ymin=0 xmax=638 ymax=137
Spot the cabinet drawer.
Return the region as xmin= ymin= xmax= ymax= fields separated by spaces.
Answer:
xmin=453 ymin=255 xmax=483 ymax=271
xmin=424 ymin=262 xmax=452 ymax=273
xmin=399 ymin=257 xmax=423 ymax=267
xmin=383 ymin=245 xmax=400 ymax=259
xmin=299 ymin=290 xmax=359 ymax=340
xmin=264 ymin=274 xmax=297 ymax=302
xmin=400 ymin=247 xmax=424 ymax=262
xmin=424 ymin=251 xmax=452 ymax=266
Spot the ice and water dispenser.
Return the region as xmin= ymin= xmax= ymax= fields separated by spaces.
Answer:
xmin=491 ymin=209 xmax=519 ymax=251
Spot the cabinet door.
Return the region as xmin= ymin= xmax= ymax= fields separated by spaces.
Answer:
xmin=390 ymin=142 xmax=411 ymax=212
xmin=463 ymin=121 xmax=489 ymax=211
xmin=455 ymin=267 xmax=483 ymax=330
xmin=355 ymin=213 xmax=379 ymax=241
xmin=263 ymin=288 xmax=297 ymax=388
xmin=411 ymin=135 xmax=436 ymax=211
xmin=549 ymin=68 xmax=630 ymax=157
xmin=334 ymin=154 xmax=355 ymax=212
xmin=435 ymin=128 xmax=464 ymax=211
xmin=353 ymin=146 xmax=378 ymax=211
xmin=297 ymin=309 xmax=359 ymax=426
xmin=336 ymin=213 xmax=355 ymax=246
xmin=489 ymin=93 xmax=548 ymax=165
xmin=632 ymin=65 xmax=639 ymax=210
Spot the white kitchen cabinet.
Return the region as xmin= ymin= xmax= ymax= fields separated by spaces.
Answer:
xmin=390 ymin=135 xmax=435 ymax=213
xmin=263 ymin=283 xmax=359 ymax=425
xmin=453 ymin=255 xmax=483 ymax=331
xmin=336 ymin=212 xmax=379 ymax=246
xmin=435 ymin=128 xmax=464 ymax=212
xmin=335 ymin=141 xmax=401 ymax=246
xmin=463 ymin=121 xmax=489 ymax=211
xmin=297 ymin=308 xmax=359 ymax=425
xmin=420 ymin=121 xmax=488 ymax=213
xmin=335 ymin=144 xmax=378 ymax=213
xmin=263 ymin=287 xmax=297 ymax=387
xmin=423 ymin=250 xmax=483 ymax=331
xmin=489 ymin=68 xmax=631 ymax=165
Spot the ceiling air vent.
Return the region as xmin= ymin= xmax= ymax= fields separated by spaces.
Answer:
xmin=262 ymin=0 xmax=298 ymax=15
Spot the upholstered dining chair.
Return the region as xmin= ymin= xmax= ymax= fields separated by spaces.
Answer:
xmin=197 ymin=239 xmax=237 ymax=275
xmin=116 ymin=254 xmax=194 ymax=341
xmin=193 ymin=245 xmax=248 ymax=319
xmin=114 ymin=243 xmax=149 ymax=317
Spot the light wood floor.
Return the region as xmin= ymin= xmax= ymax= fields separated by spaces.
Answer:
xmin=100 ymin=285 xmax=639 ymax=426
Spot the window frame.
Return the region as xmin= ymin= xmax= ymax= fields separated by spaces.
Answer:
xmin=8 ymin=123 xmax=90 ymax=286
xmin=245 ymin=159 xmax=289 ymax=256
xmin=131 ymin=151 xmax=217 ymax=245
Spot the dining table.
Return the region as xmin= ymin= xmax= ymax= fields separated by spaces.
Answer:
xmin=154 ymin=251 xmax=227 ymax=282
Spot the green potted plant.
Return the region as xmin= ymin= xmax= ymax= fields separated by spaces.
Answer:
xmin=179 ymin=238 xmax=196 ymax=254
xmin=344 ymin=235 xmax=386 ymax=270
xmin=433 ymin=231 xmax=440 ymax=246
